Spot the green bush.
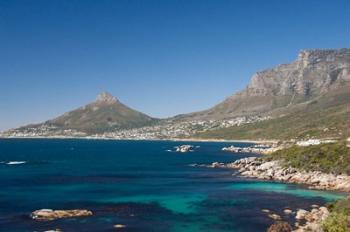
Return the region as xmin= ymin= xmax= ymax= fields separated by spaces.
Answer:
xmin=267 ymin=144 xmax=350 ymax=231
xmin=268 ymin=142 xmax=350 ymax=175
xmin=327 ymin=197 xmax=350 ymax=215
xmin=322 ymin=212 xmax=350 ymax=232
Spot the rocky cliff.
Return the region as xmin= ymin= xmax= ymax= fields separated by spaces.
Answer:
xmin=181 ymin=48 xmax=350 ymax=120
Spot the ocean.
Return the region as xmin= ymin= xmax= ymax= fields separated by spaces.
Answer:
xmin=0 ymin=139 xmax=344 ymax=232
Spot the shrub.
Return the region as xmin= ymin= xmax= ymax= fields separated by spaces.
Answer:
xmin=268 ymin=141 xmax=350 ymax=175
xmin=322 ymin=212 xmax=350 ymax=232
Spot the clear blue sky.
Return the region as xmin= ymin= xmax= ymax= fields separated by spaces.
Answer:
xmin=1 ymin=0 xmax=350 ymax=131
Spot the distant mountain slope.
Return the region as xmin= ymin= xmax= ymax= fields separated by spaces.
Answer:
xmin=21 ymin=92 xmax=158 ymax=133
xmin=178 ymin=48 xmax=350 ymax=121
xmin=193 ymin=48 xmax=350 ymax=140
xmin=195 ymin=84 xmax=350 ymax=140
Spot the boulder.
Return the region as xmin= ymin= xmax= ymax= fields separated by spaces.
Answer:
xmin=258 ymin=161 xmax=277 ymax=171
xmin=268 ymin=213 xmax=282 ymax=220
xmin=175 ymin=145 xmax=194 ymax=153
xmin=295 ymin=209 xmax=308 ymax=220
xmin=293 ymin=206 xmax=330 ymax=231
xmin=211 ymin=162 xmax=225 ymax=168
xmin=267 ymin=221 xmax=292 ymax=232
xmin=283 ymin=209 xmax=293 ymax=215
xmin=114 ymin=224 xmax=127 ymax=229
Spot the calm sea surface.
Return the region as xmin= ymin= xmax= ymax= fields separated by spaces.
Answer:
xmin=0 ymin=139 xmax=345 ymax=232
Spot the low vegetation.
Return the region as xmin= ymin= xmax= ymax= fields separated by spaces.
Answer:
xmin=267 ymin=141 xmax=350 ymax=175
xmin=195 ymin=98 xmax=350 ymax=140
xmin=323 ymin=197 xmax=350 ymax=232
xmin=266 ymin=142 xmax=350 ymax=231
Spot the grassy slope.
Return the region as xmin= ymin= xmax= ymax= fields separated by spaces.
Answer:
xmin=266 ymin=141 xmax=350 ymax=175
xmin=323 ymin=197 xmax=350 ymax=231
xmin=52 ymin=105 xmax=156 ymax=133
xmin=195 ymin=106 xmax=350 ymax=140
xmin=30 ymin=101 xmax=159 ymax=134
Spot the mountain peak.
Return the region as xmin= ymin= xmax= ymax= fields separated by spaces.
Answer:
xmin=95 ymin=91 xmax=118 ymax=104
xmin=37 ymin=91 xmax=156 ymax=133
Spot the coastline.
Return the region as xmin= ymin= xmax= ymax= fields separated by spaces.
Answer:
xmin=0 ymin=135 xmax=278 ymax=144
xmin=207 ymin=157 xmax=350 ymax=193
xmin=202 ymin=156 xmax=350 ymax=231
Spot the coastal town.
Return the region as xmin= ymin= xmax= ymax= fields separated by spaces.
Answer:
xmin=0 ymin=116 xmax=270 ymax=140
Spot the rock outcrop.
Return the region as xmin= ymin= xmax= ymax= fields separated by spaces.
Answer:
xmin=265 ymin=206 xmax=330 ymax=232
xmin=267 ymin=221 xmax=293 ymax=232
xmin=175 ymin=145 xmax=195 ymax=152
xmin=113 ymin=224 xmax=127 ymax=229
xmin=31 ymin=209 xmax=93 ymax=221
xmin=95 ymin=91 xmax=119 ymax=104
xmin=293 ymin=207 xmax=329 ymax=232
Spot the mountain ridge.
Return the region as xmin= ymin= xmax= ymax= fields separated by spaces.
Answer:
xmin=3 ymin=48 xmax=350 ymax=139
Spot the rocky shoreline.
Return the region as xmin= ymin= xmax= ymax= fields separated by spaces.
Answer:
xmin=222 ymin=144 xmax=283 ymax=155
xmin=198 ymin=157 xmax=350 ymax=231
xmin=265 ymin=205 xmax=330 ymax=232
xmin=206 ymin=157 xmax=350 ymax=192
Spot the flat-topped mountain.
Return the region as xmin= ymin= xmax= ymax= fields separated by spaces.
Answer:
xmin=179 ymin=48 xmax=350 ymax=120
xmin=18 ymin=92 xmax=158 ymax=134
xmin=194 ymin=49 xmax=350 ymax=139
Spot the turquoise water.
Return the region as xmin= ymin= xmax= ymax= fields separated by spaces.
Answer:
xmin=0 ymin=139 xmax=345 ymax=231
xmin=227 ymin=182 xmax=344 ymax=201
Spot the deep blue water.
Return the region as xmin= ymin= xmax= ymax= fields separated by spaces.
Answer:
xmin=0 ymin=139 xmax=345 ymax=232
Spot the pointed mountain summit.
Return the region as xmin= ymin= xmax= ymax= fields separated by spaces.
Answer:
xmin=95 ymin=91 xmax=119 ymax=104
xmin=21 ymin=92 xmax=158 ymax=134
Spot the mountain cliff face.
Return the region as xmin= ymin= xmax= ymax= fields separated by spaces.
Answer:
xmin=32 ymin=92 xmax=157 ymax=133
xmin=181 ymin=48 xmax=350 ymax=120
xmin=245 ymin=49 xmax=350 ymax=96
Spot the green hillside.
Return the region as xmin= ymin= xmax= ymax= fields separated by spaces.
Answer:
xmin=266 ymin=141 xmax=350 ymax=174
xmin=19 ymin=92 xmax=159 ymax=134
xmin=195 ymin=88 xmax=350 ymax=140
